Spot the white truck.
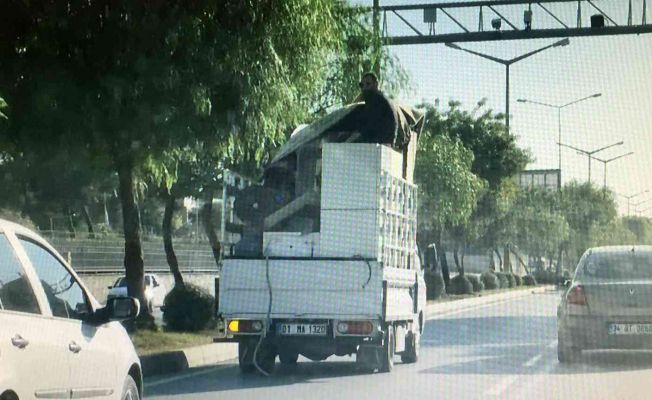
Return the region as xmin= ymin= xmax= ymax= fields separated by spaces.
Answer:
xmin=214 ymin=98 xmax=426 ymax=374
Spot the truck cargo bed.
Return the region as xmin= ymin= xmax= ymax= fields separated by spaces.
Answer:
xmin=219 ymin=258 xmax=416 ymax=321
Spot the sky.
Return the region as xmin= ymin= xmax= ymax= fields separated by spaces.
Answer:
xmin=367 ymin=0 xmax=652 ymax=216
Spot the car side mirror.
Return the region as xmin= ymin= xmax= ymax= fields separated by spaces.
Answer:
xmin=108 ymin=297 xmax=140 ymax=321
xmin=107 ymin=286 xmax=113 ymax=289
xmin=91 ymin=297 xmax=140 ymax=325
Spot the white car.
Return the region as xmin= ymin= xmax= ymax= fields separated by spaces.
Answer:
xmin=0 ymin=219 xmax=142 ymax=400
xmin=108 ymin=274 xmax=166 ymax=312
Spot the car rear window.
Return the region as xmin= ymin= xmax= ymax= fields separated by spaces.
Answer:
xmin=580 ymin=251 xmax=652 ymax=281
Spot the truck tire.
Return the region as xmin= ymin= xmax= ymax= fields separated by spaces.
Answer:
xmin=401 ymin=331 xmax=419 ymax=364
xmin=255 ymin=343 xmax=276 ymax=375
xmin=238 ymin=340 xmax=256 ymax=373
xmin=379 ymin=325 xmax=395 ymax=373
xmin=279 ymin=352 xmax=299 ymax=365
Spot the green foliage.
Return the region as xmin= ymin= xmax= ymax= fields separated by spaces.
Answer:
xmin=522 ymin=275 xmax=538 ymax=286
xmin=440 ymin=100 xmax=531 ymax=189
xmin=589 ymin=219 xmax=638 ymax=247
xmin=494 ymin=272 xmax=509 ymax=289
xmin=425 ymin=269 xmax=445 ymax=300
xmin=466 ymin=274 xmax=485 ymax=293
xmin=505 ymin=273 xmax=517 ymax=288
xmin=0 ymin=209 xmax=36 ymax=230
xmin=533 ymin=269 xmax=556 ymax=285
xmin=163 ymin=284 xmax=215 ymax=332
xmin=480 ymin=271 xmax=499 ymax=290
xmin=501 ymin=189 xmax=569 ymax=261
xmin=447 ymin=275 xmax=474 ymax=295
xmin=560 ymin=183 xmax=619 ymax=263
xmin=514 ymin=274 xmax=523 ymax=286
xmin=416 ymin=107 xmax=486 ymax=244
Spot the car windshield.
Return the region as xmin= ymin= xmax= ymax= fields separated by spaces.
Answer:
xmin=579 ymin=251 xmax=652 ymax=281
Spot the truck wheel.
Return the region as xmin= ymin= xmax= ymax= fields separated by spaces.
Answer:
xmin=379 ymin=325 xmax=395 ymax=373
xmin=279 ymin=352 xmax=299 ymax=365
xmin=238 ymin=340 xmax=256 ymax=373
xmin=255 ymin=343 xmax=276 ymax=375
xmin=401 ymin=331 xmax=419 ymax=364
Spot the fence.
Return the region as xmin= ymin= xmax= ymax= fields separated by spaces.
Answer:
xmin=42 ymin=231 xmax=223 ymax=274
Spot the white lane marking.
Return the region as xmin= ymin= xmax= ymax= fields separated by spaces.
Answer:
xmin=523 ymin=354 xmax=542 ymax=367
xmin=144 ymin=364 xmax=231 ymax=389
xmin=485 ymin=375 xmax=519 ymax=396
xmin=426 ymin=298 xmax=513 ymax=320
xmin=547 ymin=339 xmax=557 ymax=349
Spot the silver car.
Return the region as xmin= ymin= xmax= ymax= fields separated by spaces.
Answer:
xmin=558 ymin=245 xmax=652 ymax=363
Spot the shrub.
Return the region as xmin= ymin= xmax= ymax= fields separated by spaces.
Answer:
xmin=494 ymin=272 xmax=509 ymax=288
xmin=522 ymin=275 xmax=538 ymax=286
xmin=480 ymin=271 xmax=499 ymax=290
xmin=446 ymin=275 xmax=474 ymax=295
xmin=163 ymin=283 xmax=215 ymax=332
xmin=534 ymin=269 xmax=557 ymax=284
xmin=425 ymin=269 xmax=445 ymax=300
xmin=466 ymin=274 xmax=484 ymax=293
xmin=514 ymin=274 xmax=523 ymax=286
xmin=505 ymin=273 xmax=516 ymax=288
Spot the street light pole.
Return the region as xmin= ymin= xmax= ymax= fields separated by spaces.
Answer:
xmin=518 ymin=93 xmax=602 ymax=185
xmin=618 ymin=190 xmax=650 ymax=216
xmin=591 ymin=152 xmax=634 ymax=191
xmin=445 ymin=38 xmax=570 ymax=133
xmin=558 ymin=141 xmax=624 ymax=183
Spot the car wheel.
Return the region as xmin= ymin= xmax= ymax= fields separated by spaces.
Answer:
xmin=121 ymin=375 xmax=139 ymax=400
xmin=557 ymin=337 xmax=580 ymax=363
xmin=401 ymin=330 xmax=419 ymax=364
xmin=379 ymin=325 xmax=395 ymax=373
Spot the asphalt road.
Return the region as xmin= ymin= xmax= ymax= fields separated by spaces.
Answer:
xmin=145 ymin=290 xmax=652 ymax=400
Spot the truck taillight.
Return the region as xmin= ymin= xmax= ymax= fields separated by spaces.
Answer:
xmin=567 ymin=285 xmax=587 ymax=306
xmin=228 ymin=320 xmax=263 ymax=333
xmin=337 ymin=321 xmax=374 ymax=335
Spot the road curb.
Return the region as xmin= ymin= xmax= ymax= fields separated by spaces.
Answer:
xmin=425 ymin=285 xmax=554 ymax=317
xmin=140 ymin=343 xmax=237 ymax=377
xmin=140 ymin=285 xmax=555 ymax=377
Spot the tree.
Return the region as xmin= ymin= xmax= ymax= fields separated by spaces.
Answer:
xmin=502 ymin=188 xmax=570 ymax=269
xmin=416 ymin=104 xmax=485 ymax=282
xmin=417 ymin=100 xmax=530 ymax=276
xmin=559 ymin=182 xmax=618 ymax=263
xmin=2 ymin=1 xmax=393 ymax=329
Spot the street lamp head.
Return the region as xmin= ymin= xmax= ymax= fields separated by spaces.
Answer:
xmin=491 ymin=18 xmax=502 ymax=30
xmin=445 ymin=42 xmax=461 ymax=50
xmin=554 ymin=38 xmax=570 ymax=47
xmin=517 ymin=99 xmax=527 ymax=103
xmin=592 ymin=93 xmax=602 ymax=98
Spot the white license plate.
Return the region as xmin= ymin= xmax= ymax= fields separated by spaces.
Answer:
xmin=277 ymin=323 xmax=327 ymax=336
xmin=608 ymin=323 xmax=652 ymax=335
